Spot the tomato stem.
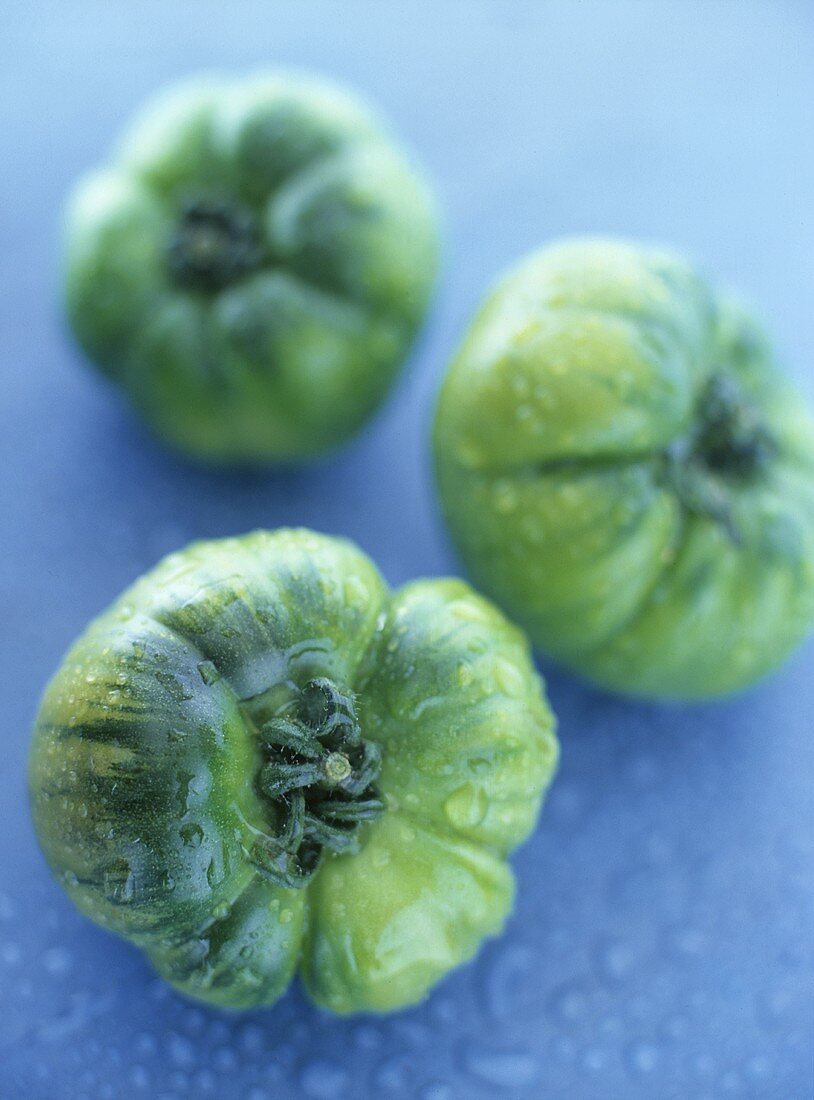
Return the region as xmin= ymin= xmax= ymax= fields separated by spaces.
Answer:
xmin=168 ymin=198 xmax=263 ymax=291
xmin=249 ymin=678 xmax=384 ymax=889
xmin=665 ymin=370 xmax=777 ymax=544
xmin=693 ymin=372 xmax=776 ymax=479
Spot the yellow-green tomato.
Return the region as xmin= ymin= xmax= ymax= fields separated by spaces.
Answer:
xmin=434 ymin=238 xmax=814 ymax=700
xmin=29 ymin=530 xmax=558 ymax=1013
xmin=64 ymin=72 xmax=440 ymax=462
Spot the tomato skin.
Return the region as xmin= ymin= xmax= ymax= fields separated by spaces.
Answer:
xmin=434 ymin=238 xmax=814 ymax=699
xmin=64 ymin=73 xmax=439 ymax=463
xmin=29 ymin=529 xmax=557 ymax=1013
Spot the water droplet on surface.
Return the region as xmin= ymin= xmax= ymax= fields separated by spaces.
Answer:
xmin=42 ymin=946 xmax=72 ymax=975
xmin=343 ymin=574 xmax=368 ymax=609
xmin=492 ymin=658 xmax=524 ymax=696
xmin=420 ymin=1085 xmax=452 ymax=1100
xmin=692 ymin=1052 xmax=716 ymax=1080
xmin=352 ymin=1023 xmax=382 ymax=1050
xmin=103 ymin=860 xmax=135 ymax=905
xmin=147 ymin=981 xmax=170 ymax=1007
xmin=581 ymin=1047 xmax=609 ymax=1072
xmin=167 ymin=1033 xmax=195 ymax=1068
xmin=626 ymin=1041 xmax=660 ymax=1076
xmin=206 ymin=859 xmax=219 ymax=889
xmin=168 ymin=1067 xmax=191 ymax=1092
xmin=135 ymin=1032 xmax=157 ymax=1056
xmin=493 ymin=479 xmax=519 ymax=514
xmin=455 ymin=662 xmax=473 ymax=688
xmin=129 ymin=1064 xmax=150 ymax=1090
xmin=155 ymin=670 xmax=193 ymax=702
xmin=596 ymin=938 xmax=635 ymax=982
xmin=1 ymin=941 xmax=21 ymax=966
xmin=180 ymin=823 xmax=204 ymax=849
xmin=482 ymin=943 xmax=534 ymax=1020
xmin=192 ymin=1067 xmax=217 ymax=1092
xmin=300 ymin=1060 xmax=348 ymax=1099
xmin=552 ymin=1035 xmax=577 ymax=1062
xmin=182 ymin=1008 xmax=206 ymax=1034
xmin=745 ymin=1054 xmax=772 ymax=1079
xmin=667 ymin=925 xmax=707 ymax=959
xmin=373 ymin=1055 xmax=411 ymax=1092
xmin=463 ymin=1045 xmax=540 ymax=1088
xmin=627 ymin=754 xmax=660 ymax=788
xmin=662 ymin=1013 xmax=690 ymax=1040
xmin=546 ymin=782 xmax=589 ymax=827
xmin=443 ymin=784 xmax=488 ymax=830
xmin=214 ymin=1047 xmax=238 ymax=1072
xmin=238 ymin=1023 xmax=265 ymax=1053
xmin=197 ymin=661 xmax=221 ymax=686
xmin=719 ymin=1069 xmax=744 ymax=1093
xmin=550 ymin=981 xmax=588 ymax=1022
xmin=758 ymin=982 xmax=798 ymax=1023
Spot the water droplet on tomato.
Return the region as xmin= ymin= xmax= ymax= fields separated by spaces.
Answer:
xmin=197 ymin=661 xmax=220 ymax=686
xmin=180 ymin=823 xmax=204 ymax=849
xmin=493 ymin=479 xmax=519 ymax=514
xmin=444 ymin=784 xmax=488 ymax=829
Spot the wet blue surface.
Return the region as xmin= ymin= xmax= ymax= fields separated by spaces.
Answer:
xmin=1 ymin=2 xmax=813 ymax=1097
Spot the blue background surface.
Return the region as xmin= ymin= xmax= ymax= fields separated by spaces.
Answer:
xmin=1 ymin=2 xmax=813 ymax=1097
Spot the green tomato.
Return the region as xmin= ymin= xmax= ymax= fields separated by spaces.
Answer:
xmin=64 ymin=73 xmax=439 ymax=462
xmin=29 ymin=529 xmax=557 ymax=1013
xmin=434 ymin=238 xmax=814 ymax=700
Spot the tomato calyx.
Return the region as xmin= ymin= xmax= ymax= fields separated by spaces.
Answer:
xmin=249 ymin=678 xmax=384 ymax=889
xmin=692 ymin=372 xmax=777 ymax=480
xmin=665 ymin=371 xmax=777 ymax=544
xmin=168 ymin=197 xmax=264 ymax=291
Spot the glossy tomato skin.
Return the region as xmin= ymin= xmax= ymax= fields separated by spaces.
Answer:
xmin=64 ymin=74 xmax=439 ymax=463
xmin=434 ymin=239 xmax=814 ymax=700
xmin=29 ymin=530 xmax=557 ymax=1013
